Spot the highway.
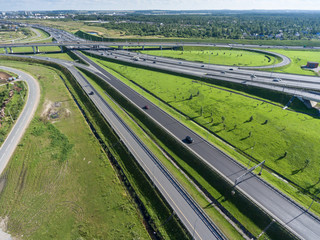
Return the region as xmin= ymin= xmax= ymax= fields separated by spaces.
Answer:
xmin=0 ymin=66 xmax=40 ymax=240
xmin=65 ymin=65 xmax=227 ymax=240
xmin=87 ymin=49 xmax=320 ymax=102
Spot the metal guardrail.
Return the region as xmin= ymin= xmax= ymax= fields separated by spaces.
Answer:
xmin=71 ymin=63 xmax=227 ymax=240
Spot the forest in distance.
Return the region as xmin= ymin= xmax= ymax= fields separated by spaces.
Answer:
xmin=73 ymin=11 xmax=320 ymax=40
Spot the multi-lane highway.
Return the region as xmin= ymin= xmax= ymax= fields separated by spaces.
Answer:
xmin=0 ymin=66 xmax=40 ymax=240
xmin=87 ymin=49 xmax=320 ymax=103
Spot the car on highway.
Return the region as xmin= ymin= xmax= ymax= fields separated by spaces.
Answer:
xmin=201 ymin=65 xmax=205 ymax=67
xmin=89 ymin=91 xmax=94 ymax=95
xmin=220 ymin=71 xmax=226 ymax=74
xmin=153 ymin=61 xmax=156 ymax=63
xmin=251 ymin=74 xmax=256 ymax=78
xmin=185 ymin=136 xmax=193 ymax=143
xmin=273 ymin=78 xmax=282 ymax=82
xmin=143 ymin=105 xmax=149 ymax=110
xmin=229 ymin=68 xmax=234 ymax=70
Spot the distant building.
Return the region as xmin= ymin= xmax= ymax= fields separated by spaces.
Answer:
xmin=306 ymin=62 xmax=319 ymax=68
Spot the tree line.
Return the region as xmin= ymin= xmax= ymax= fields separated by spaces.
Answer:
xmin=74 ymin=13 xmax=320 ymax=40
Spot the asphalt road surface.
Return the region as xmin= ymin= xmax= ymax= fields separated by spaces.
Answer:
xmin=0 ymin=66 xmax=40 ymax=240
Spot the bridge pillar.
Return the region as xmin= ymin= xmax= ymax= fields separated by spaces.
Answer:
xmin=60 ymin=46 xmax=63 ymax=53
xmin=32 ymin=46 xmax=36 ymax=54
xmin=4 ymin=47 xmax=8 ymax=54
xmin=36 ymin=46 xmax=39 ymax=53
xmin=142 ymin=46 xmax=145 ymax=50
xmin=9 ymin=47 xmax=13 ymax=54
xmin=160 ymin=45 xmax=162 ymax=50
xmin=118 ymin=46 xmax=123 ymax=50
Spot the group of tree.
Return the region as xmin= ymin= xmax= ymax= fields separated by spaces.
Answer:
xmin=75 ymin=12 xmax=320 ymax=40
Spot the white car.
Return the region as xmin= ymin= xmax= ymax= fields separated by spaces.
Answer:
xmin=273 ymin=78 xmax=282 ymax=82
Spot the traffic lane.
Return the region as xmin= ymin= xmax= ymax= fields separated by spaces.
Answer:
xmin=0 ymin=66 xmax=40 ymax=174
xmin=104 ymin=49 xmax=320 ymax=87
xmin=68 ymin=66 xmax=223 ymax=240
xmin=90 ymin=50 xmax=320 ymax=92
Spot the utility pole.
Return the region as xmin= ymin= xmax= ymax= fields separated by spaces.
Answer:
xmin=7 ymin=109 xmax=13 ymax=122
xmin=308 ymin=191 xmax=320 ymax=211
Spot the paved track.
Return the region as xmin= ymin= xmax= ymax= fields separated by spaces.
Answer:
xmin=0 ymin=66 xmax=40 ymax=240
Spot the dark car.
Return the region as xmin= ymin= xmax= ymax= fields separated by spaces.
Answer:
xmin=229 ymin=68 xmax=233 ymax=70
xmin=153 ymin=61 xmax=156 ymax=63
xmin=89 ymin=91 xmax=94 ymax=95
xmin=143 ymin=105 xmax=149 ymax=110
xmin=185 ymin=136 xmax=193 ymax=143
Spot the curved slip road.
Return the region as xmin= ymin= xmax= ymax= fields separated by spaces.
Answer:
xmin=0 ymin=66 xmax=40 ymax=240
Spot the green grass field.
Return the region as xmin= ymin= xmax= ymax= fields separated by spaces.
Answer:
xmin=0 ymin=31 xmax=26 ymax=43
xmin=0 ymin=60 xmax=150 ymax=239
xmin=86 ymin=55 xmax=320 ymax=215
xmin=36 ymin=53 xmax=74 ymax=61
xmin=0 ymin=46 xmax=61 ymax=54
xmin=141 ymin=47 xmax=280 ymax=67
xmin=260 ymin=48 xmax=320 ymax=76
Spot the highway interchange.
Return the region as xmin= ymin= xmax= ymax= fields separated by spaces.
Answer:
xmin=1 ymin=23 xmax=320 ymax=239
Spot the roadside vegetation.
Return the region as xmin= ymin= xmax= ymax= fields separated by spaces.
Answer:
xmin=0 ymin=27 xmax=51 ymax=44
xmin=141 ymin=46 xmax=280 ymax=67
xmin=260 ymin=48 xmax=320 ymax=76
xmin=36 ymin=53 xmax=74 ymax=61
xmin=0 ymin=81 xmax=27 ymax=147
xmin=86 ymin=55 xmax=320 ymax=216
xmin=0 ymin=59 xmax=151 ymax=239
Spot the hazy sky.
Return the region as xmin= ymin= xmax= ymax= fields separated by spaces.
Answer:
xmin=1 ymin=0 xmax=319 ymax=11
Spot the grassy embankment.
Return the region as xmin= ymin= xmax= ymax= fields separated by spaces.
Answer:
xmin=86 ymin=54 xmax=320 ymax=212
xmin=84 ymin=54 xmax=305 ymax=239
xmin=0 ymin=59 xmax=152 ymax=240
xmin=140 ymin=46 xmax=281 ymax=67
xmin=259 ymin=48 xmax=320 ymax=76
xmin=0 ymin=81 xmax=27 ymax=146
